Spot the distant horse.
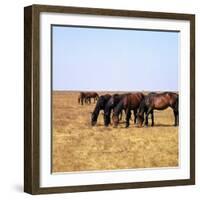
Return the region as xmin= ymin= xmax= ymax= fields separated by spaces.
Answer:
xmin=78 ymin=92 xmax=86 ymax=105
xmin=91 ymin=94 xmax=111 ymax=126
xmin=78 ymin=92 xmax=99 ymax=105
xmin=104 ymin=93 xmax=129 ymax=126
xmin=137 ymin=92 xmax=179 ymax=127
xmin=85 ymin=92 xmax=99 ymax=104
xmin=112 ymin=92 xmax=145 ymax=128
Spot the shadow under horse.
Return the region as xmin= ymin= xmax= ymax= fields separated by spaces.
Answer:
xmin=137 ymin=92 xmax=179 ymax=127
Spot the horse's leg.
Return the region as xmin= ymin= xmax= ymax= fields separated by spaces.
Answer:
xmin=173 ymin=109 xmax=177 ymax=126
xmin=133 ymin=109 xmax=137 ymax=124
xmin=108 ymin=110 xmax=111 ymax=125
xmin=151 ymin=110 xmax=154 ymax=126
xmin=177 ymin=111 xmax=179 ymax=125
xmin=145 ymin=108 xmax=152 ymax=126
xmin=173 ymin=109 xmax=178 ymax=126
xmin=176 ymin=101 xmax=179 ymax=126
xmin=171 ymin=97 xmax=179 ymax=126
xmin=81 ymin=97 xmax=83 ymax=105
xmin=145 ymin=111 xmax=148 ymax=126
xmin=125 ymin=109 xmax=131 ymax=128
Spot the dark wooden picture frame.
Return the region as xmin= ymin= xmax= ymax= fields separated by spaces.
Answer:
xmin=24 ymin=4 xmax=195 ymax=195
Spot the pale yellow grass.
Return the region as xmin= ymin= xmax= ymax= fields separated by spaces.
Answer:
xmin=52 ymin=91 xmax=178 ymax=172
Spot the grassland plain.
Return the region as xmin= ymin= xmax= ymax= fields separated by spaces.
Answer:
xmin=52 ymin=91 xmax=178 ymax=173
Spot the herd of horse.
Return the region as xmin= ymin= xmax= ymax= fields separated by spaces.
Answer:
xmin=78 ymin=91 xmax=179 ymax=128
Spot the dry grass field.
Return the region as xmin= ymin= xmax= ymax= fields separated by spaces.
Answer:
xmin=52 ymin=91 xmax=178 ymax=173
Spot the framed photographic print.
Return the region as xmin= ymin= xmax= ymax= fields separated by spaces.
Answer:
xmin=24 ymin=4 xmax=195 ymax=194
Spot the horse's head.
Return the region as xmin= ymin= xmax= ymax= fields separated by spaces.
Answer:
xmin=137 ymin=112 xmax=144 ymax=127
xmin=91 ymin=112 xmax=98 ymax=126
xmin=112 ymin=113 xmax=119 ymax=127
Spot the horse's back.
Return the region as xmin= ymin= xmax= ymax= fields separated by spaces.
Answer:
xmin=146 ymin=92 xmax=178 ymax=109
xmin=124 ymin=92 xmax=144 ymax=108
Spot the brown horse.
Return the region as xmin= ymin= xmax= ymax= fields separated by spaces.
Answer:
xmin=85 ymin=92 xmax=99 ymax=104
xmin=137 ymin=92 xmax=179 ymax=127
xmin=112 ymin=92 xmax=145 ymax=128
xmin=78 ymin=92 xmax=99 ymax=105
xmin=78 ymin=92 xmax=84 ymax=105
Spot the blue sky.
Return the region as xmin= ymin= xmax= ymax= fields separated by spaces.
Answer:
xmin=52 ymin=26 xmax=179 ymax=91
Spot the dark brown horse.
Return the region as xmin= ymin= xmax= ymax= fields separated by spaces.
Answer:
xmin=91 ymin=94 xmax=111 ymax=126
xmin=78 ymin=92 xmax=85 ymax=105
xmin=85 ymin=92 xmax=99 ymax=104
xmin=78 ymin=92 xmax=99 ymax=105
xmin=104 ymin=93 xmax=129 ymax=126
xmin=137 ymin=92 xmax=179 ymax=127
xmin=112 ymin=92 xmax=145 ymax=128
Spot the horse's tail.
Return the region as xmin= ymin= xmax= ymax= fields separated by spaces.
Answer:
xmin=138 ymin=98 xmax=146 ymax=114
xmin=175 ymin=94 xmax=179 ymax=112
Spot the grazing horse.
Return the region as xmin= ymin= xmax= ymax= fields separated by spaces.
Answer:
xmin=104 ymin=93 xmax=128 ymax=126
xmin=112 ymin=92 xmax=145 ymax=128
xmin=85 ymin=92 xmax=99 ymax=104
xmin=78 ymin=92 xmax=99 ymax=105
xmin=137 ymin=92 xmax=179 ymax=127
xmin=91 ymin=94 xmax=111 ymax=126
xmin=78 ymin=92 xmax=85 ymax=105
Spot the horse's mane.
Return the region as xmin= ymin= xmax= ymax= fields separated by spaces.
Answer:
xmin=92 ymin=97 xmax=102 ymax=114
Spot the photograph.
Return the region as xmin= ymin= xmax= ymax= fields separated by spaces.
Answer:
xmin=24 ymin=5 xmax=195 ymax=194
xmin=52 ymin=25 xmax=179 ymax=173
